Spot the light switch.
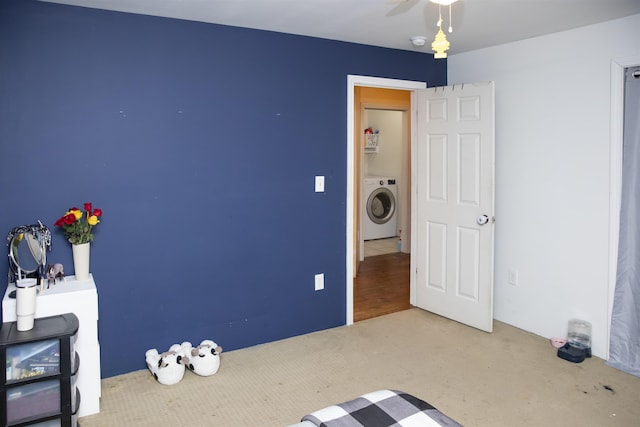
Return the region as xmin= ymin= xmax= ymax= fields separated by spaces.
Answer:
xmin=315 ymin=273 xmax=324 ymax=291
xmin=315 ymin=175 xmax=325 ymax=192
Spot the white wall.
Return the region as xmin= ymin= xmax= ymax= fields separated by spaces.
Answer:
xmin=447 ymin=13 xmax=640 ymax=359
xmin=363 ymin=109 xmax=403 ymax=180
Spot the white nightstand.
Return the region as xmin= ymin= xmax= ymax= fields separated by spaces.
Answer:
xmin=2 ymin=274 xmax=101 ymax=417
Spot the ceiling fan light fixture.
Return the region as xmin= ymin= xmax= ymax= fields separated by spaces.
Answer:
xmin=429 ymin=0 xmax=458 ymax=5
xmin=410 ymin=36 xmax=428 ymax=47
xmin=429 ymin=0 xmax=457 ymax=58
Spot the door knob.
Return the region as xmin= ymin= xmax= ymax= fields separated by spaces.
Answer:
xmin=476 ymin=214 xmax=489 ymax=225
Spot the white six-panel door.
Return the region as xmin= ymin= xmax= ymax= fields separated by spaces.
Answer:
xmin=413 ymin=81 xmax=495 ymax=332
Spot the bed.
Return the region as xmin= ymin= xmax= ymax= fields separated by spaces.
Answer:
xmin=288 ymin=389 xmax=462 ymax=426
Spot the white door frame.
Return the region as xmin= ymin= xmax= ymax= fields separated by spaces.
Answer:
xmin=607 ymin=54 xmax=640 ymax=358
xmin=346 ymin=75 xmax=427 ymax=325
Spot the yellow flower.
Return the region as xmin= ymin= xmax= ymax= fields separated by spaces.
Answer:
xmin=68 ymin=209 xmax=82 ymax=220
xmin=55 ymin=202 xmax=103 ymax=245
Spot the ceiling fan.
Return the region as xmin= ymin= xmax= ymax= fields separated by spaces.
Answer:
xmin=386 ymin=0 xmax=422 ymax=17
xmin=387 ymin=0 xmax=459 ymax=59
xmin=386 ymin=0 xmax=458 ymax=17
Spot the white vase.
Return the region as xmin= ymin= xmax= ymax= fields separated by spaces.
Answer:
xmin=72 ymin=242 xmax=91 ymax=281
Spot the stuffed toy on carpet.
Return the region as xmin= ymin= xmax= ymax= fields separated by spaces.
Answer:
xmin=181 ymin=340 xmax=223 ymax=376
xmin=145 ymin=344 xmax=188 ymax=385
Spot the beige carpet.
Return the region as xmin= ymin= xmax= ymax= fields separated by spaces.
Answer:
xmin=78 ymin=309 xmax=640 ymax=426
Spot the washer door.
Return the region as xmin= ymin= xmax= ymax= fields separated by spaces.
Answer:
xmin=366 ymin=187 xmax=396 ymax=224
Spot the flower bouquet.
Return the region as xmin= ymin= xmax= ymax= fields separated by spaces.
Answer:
xmin=54 ymin=203 xmax=103 ymax=245
xmin=54 ymin=203 xmax=103 ymax=281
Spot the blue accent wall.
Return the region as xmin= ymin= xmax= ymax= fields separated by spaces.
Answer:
xmin=0 ymin=0 xmax=446 ymax=377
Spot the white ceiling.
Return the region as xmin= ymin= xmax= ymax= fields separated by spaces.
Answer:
xmin=39 ymin=0 xmax=640 ymax=55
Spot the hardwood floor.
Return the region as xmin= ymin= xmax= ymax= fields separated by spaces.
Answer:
xmin=354 ymin=252 xmax=411 ymax=322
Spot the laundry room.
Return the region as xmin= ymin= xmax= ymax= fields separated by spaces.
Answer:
xmin=362 ymin=108 xmax=407 ymax=257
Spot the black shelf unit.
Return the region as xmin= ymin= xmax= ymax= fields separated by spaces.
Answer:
xmin=1 ymin=313 xmax=80 ymax=427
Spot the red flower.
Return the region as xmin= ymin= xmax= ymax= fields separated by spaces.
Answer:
xmin=63 ymin=213 xmax=77 ymax=225
xmin=54 ymin=202 xmax=104 ymax=245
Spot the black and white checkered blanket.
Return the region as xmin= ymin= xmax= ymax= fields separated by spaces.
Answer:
xmin=301 ymin=389 xmax=462 ymax=426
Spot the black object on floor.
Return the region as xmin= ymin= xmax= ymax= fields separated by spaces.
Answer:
xmin=557 ymin=343 xmax=592 ymax=363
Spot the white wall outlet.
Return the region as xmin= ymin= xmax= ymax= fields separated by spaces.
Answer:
xmin=508 ymin=268 xmax=519 ymax=286
xmin=315 ymin=175 xmax=325 ymax=192
xmin=314 ymin=273 xmax=324 ymax=291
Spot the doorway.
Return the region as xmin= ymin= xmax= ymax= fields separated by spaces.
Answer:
xmin=346 ymin=76 xmax=427 ymax=325
xmin=347 ymin=77 xmax=496 ymax=330
xmin=356 ymin=98 xmax=409 ymax=322
xmin=362 ymin=110 xmax=403 ymax=253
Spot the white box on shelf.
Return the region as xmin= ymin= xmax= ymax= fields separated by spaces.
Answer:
xmin=3 ymin=274 xmax=101 ymax=417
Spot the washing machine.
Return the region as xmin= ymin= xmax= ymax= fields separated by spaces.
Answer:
xmin=363 ymin=176 xmax=398 ymax=240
